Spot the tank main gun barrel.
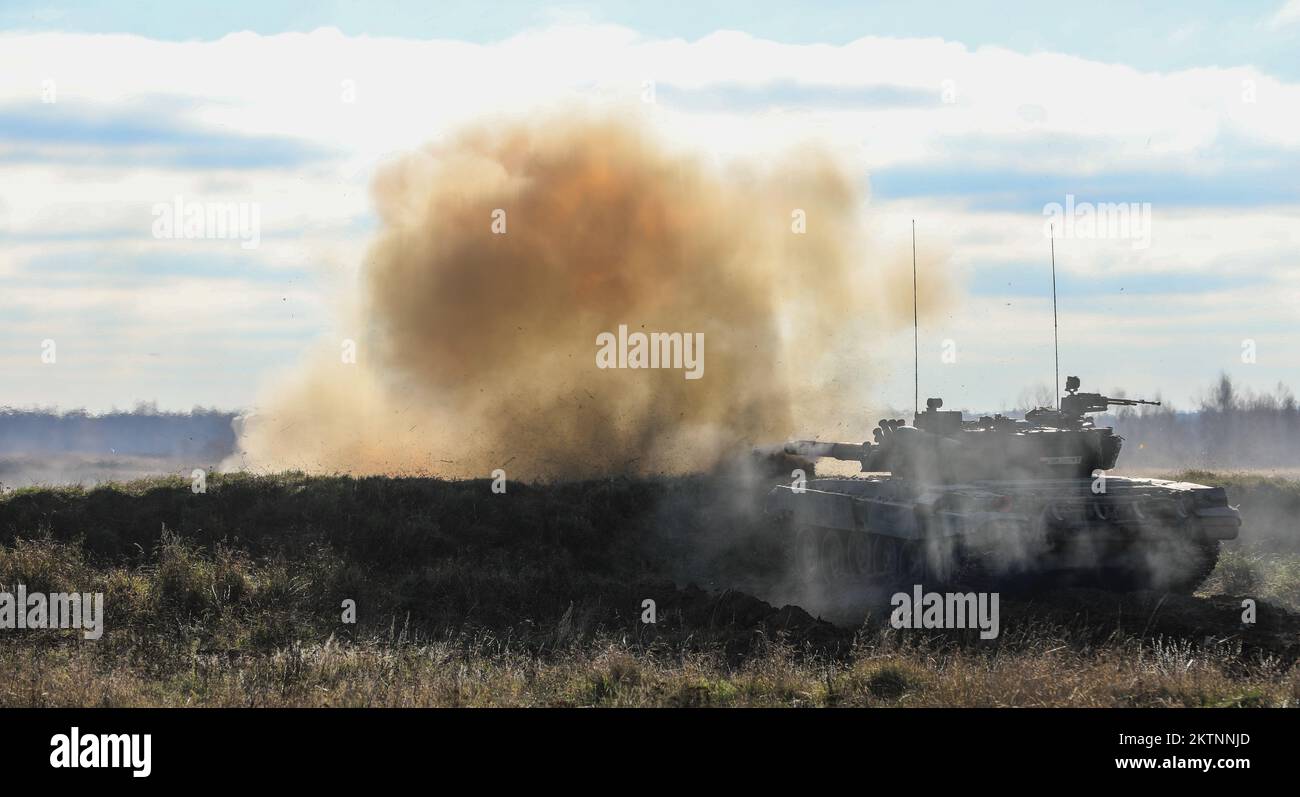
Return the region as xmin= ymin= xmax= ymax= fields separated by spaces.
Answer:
xmin=782 ymin=440 xmax=868 ymax=462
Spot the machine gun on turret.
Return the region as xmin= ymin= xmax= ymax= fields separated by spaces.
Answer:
xmin=775 ymin=375 xmax=1164 ymax=480
xmin=1057 ymin=375 xmax=1160 ymax=421
xmin=759 ymin=228 xmax=1237 ymax=595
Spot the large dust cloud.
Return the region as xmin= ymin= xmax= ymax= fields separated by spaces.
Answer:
xmin=230 ymin=113 xmax=951 ymax=480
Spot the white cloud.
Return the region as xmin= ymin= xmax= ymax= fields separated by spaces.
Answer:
xmin=1 ymin=24 xmax=1298 ymax=409
xmin=1267 ymin=0 xmax=1300 ymax=29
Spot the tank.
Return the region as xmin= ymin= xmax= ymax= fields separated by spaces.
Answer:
xmin=765 ymin=376 xmax=1241 ymax=593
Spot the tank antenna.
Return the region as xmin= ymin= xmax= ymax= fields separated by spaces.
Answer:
xmin=912 ymin=219 xmax=919 ymax=419
xmin=1050 ymin=225 xmax=1059 ymax=410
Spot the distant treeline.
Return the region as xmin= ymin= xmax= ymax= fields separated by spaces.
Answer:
xmin=2 ymin=373 xmax=1298 ymax=471
xmin=1106 ymin=374 xmax=1300 ymax=469
xmin=0 ymin=405 xmax=237 ymax=459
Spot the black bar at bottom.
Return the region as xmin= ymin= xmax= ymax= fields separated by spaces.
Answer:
xmin=4 ymin=707 xmax=1281 ymax=783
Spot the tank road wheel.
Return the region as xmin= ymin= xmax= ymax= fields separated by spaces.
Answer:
xmin=900 ymin=541 xmax=926 ymax=584
xmin=847 ymin=533 xmax=872 ymax=576
xmin=870 ymin=535 xmax=902 ymax=578
xmin=819 ymin=530 xmax=849 ymax=583
xmin=795 ymin=527 xmax=823 ymax=583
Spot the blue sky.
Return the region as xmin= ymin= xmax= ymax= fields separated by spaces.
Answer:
xmin=2 ymin=1 xmax=1299 ymax=418
xmin=5 ymin=1 xmax=1300 ymax=79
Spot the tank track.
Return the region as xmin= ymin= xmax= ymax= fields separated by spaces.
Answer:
xmin=792 ymin=523 xmax=1223 ymax=594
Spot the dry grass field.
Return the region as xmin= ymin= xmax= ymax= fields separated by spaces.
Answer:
xmin=1 ymin=470 xmax=1298 ymax=707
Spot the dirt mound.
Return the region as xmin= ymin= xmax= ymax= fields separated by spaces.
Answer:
xmin=628 ymin=581 xmax=852 ymax=659
xmin=1002 ymin=589 xmax=1300 ymax=662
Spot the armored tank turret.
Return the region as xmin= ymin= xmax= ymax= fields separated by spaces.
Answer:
xmin=766 ymin=376 xmax=1241 ymax=592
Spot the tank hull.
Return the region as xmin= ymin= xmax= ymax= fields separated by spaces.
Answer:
xmin=767 ymin=475 xmax=1240 ymax=592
